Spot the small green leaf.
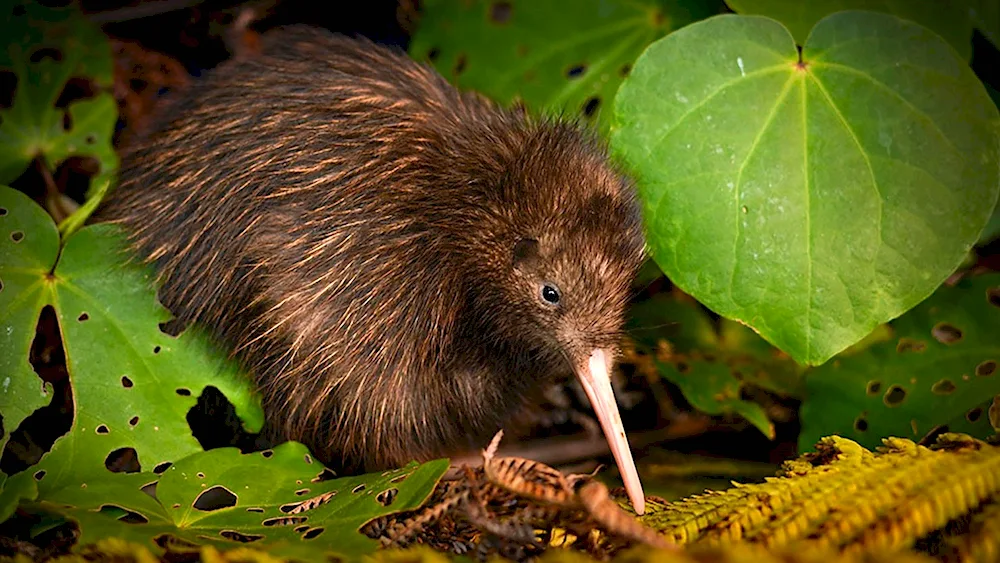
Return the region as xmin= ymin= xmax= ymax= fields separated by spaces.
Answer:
xmin=47 ymin=445 xmax=448 ymax=559
xmin=0 ymin=1 xmax=118 ymax=185
xmin=409 ymin=0 xmax=722 ymax=132
xmin=799 ymin=274 xmax=1000 ymax=450
xmin=628 ymin=293 xmax=803 ymax=438
xmin=725 ymin=0 xmax=974 ymax=59
xmin=612 ymin=12 xmax=1000 ymax=365
xmin=659 ymin=358 xmax=776 ymax=438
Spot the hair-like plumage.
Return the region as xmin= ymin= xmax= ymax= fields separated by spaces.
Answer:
xmin=96 ymin=26 xmax=646 ymax=471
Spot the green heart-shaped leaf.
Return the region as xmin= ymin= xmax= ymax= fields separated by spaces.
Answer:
xmin=612 ymin=12 xmax=1000 ymax=365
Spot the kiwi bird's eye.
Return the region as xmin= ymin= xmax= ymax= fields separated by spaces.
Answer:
xmin=540 ymin=283 xmax=561 ymax=305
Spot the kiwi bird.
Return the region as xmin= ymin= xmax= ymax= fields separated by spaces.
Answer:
xmin=96 ymin=26 xmax=649 ymax=513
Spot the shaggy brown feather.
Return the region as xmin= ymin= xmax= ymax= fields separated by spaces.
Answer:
xmin=95 ymin=26 xmax=646 ymax=472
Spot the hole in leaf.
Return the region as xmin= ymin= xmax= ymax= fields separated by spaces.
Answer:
xmin=427 ymin=47 xmax=440 ymax=61
xmin=153 ymin=345 xmax=162 ymax=354
xmin=0 ymin=278 xmax=3 ymax=292
xmin=187 ymin=385 xmax=255 ymax=452
xmin=246 ymin=507 xmax=264 ymax=513
xmin=29 ymin=47 xmax=63 ymax=63
xmin=159 ymin=319 xmax=186 ymax=337
xmin=85 ymin=134 xmax=96 ymax=145
xmin=566 ymin=63 xmax=586 ymax=78
xmin=453 ymin=54 xmax=467 ymax=76
xmin=581 ymin=96 xmax=600 ymax=117
xmin=352 ymin=484 xmax=366 ymax=494
xmin=376 ymin=488 xmax=398 ymax=507
xmin=853 ymin=415 xmax=868 ymax=432
xmin=193 ymin=486 xmax=237 ymax=511
xmin=988 ymin=287 xmax=1000 ymax=308
xmin=264 ymin=516 xmax=306 ymax=527
xmin=262 ymin=450 xmax=274 ymax=458
xmin=100 ymin=504 xmax=149 ymax=524
xmin=312 ymin=468 xmax=337 ymax=482
xmin=932 ymin=323 xmax=963 ymax=344
xmin=121 ymin=376 xmax=133 ymax=388
xmin=175 ymin=388 xmax=191 ymax=396
xmin=619 ymin=63 xmax=631 ymax=77
xmin=931 ymin=379 xmax=956 ymax=395
xmin=489 ymin=1 xmax=511 ymax=24
xmin=11 ymin=231 xmax=24 ymax=242
xmin=390 ymin=473 xmax=409 ymax=484
xmin=77 ymin=312 xmax=89 ymax=322
xmin=54 ymin=76 xmax=95 ymax=109
xmin=295 ymin=525 xmax=310 ymax=533
xmin=105 ymin=447 xmax=141 ymax=473
xmin=197 ymin=472 xmax=205 ymax=479
xmin=676 ymin=361 xmax=690 ymax=374
xmin=33 ymin=470 xmax=45 ymax=481
xmin=0 ymin=305 xmax=73 ymax=475
xmin=866 ymin=380 xmax=882 ymax=395
xmin=141 ymin=481 xmax=157 ymax=498
xmin=0 ymin=73 xmax=13 ymax=110
xmin=883 ymin=385 xmax=906 ymax=407
xmin=295 ymin=488 xmax=309 ymax=496
xmin=220 ymin=530 xmax=263 ymax=543
xmin=153 ymin=461 xmax=172 ymax=474
xmin=302 ymin=527 xmax=325 ymax=540
xmin=896 ymin=338 xmax=926 ymax=353
xmin=62 ymin=111 xmax=72 ymax=132
xmin=96 ymin=425 xmax=109 ymax=434
xmin=967 ymin=407 xmax=983 ymax=423
xmin=0 ymin=207 xmax=6 ymax=215
xmin=129 ymin=416 xmax=139 ymax=427
xmin=976 ymin=360 xmax=996 ymax=377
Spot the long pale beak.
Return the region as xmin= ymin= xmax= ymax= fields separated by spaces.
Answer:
xmin=576 ymin=348 xmax=645 ymax=515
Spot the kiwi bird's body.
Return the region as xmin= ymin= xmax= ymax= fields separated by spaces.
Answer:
xmin=96 ymin=26 xmax=647 ymax=509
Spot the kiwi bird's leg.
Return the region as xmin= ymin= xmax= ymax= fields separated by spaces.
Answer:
xmin=576 ymin=348 xmax=646 ymax=515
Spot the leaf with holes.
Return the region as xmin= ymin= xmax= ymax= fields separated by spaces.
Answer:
xmin=725 ymin=0 xmax=975 ymax=59
xmin=627 ymin=293 xmax=804 ymax=438
xmin=0 ymin=1 xmax=118 ymax=186
xmin=0 ymin=188 xmax=57 ymax=458
xmin=799 ymin=274 xmax=1000 ymax=451
xmin=408 ymin=0 xmax=723 ymax=133
xmin=44 ymin=444 xmax=448 ymax=559
xmin=0 ymin=186 xmax=263 ymax=511
xmin=612 ymin=12 xmax=1000 ymax=365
